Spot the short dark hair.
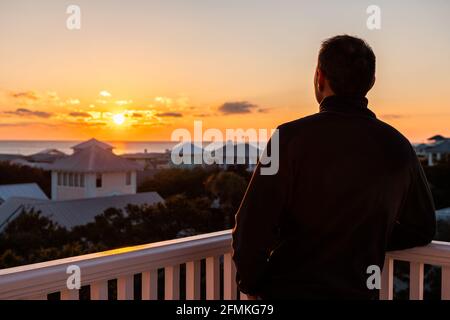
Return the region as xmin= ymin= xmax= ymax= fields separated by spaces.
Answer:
xmin=318 ymin=35 xmax=376 ymax=97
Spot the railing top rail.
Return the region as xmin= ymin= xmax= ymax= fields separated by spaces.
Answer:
xmin=0 ymin=229 xmax=232 ymax=299
xmin=387 ymin=241 xmax=450 ymax=266
xmin=0 ymin=226 xmax=448 ymax=300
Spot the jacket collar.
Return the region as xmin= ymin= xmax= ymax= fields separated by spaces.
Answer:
xmin=319 ymin=95 xmax=376 ymax=119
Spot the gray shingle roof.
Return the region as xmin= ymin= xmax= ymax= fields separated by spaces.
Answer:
xmin=0 ymin=192 xmax=164 ymax=230
xmin=47 ymin=145 xmax=143 ymax=173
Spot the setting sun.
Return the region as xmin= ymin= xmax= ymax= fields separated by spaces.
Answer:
xmin=113 ymin=113 xmax=125 ymax=125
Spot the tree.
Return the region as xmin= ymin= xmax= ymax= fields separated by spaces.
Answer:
xmin=0 ymin=162 xmax=51 ymax=198
xmin=138 ymin=167 xmax=219 ymax=198
xmin=205 ymin=171 xmax=247 ymax=227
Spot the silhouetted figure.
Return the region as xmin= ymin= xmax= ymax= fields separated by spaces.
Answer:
xmin=232 ymin=35 xmax=436 ymax=300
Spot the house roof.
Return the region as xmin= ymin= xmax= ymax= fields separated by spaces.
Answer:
xmin=72 ymin=138 xmax=113 ymax=152
xmin=0 ymin=183 xmax=48 ymax=203
xmin=47 ymin=145 xmax=143 ymax=173
xmin=172 ymin=142 xmax=204 ymax=155
xmin=213 ymin=142 xmax=261 ymax=158
xmin=27 ymin=149 xmax=66 ymax=163
xmin=428 ymin=135 xmax=448 ymax=142
xmin=425 ymin=140 xmax=450 ymax=154
xmin=437 ymin=207 xmax=450 ymax=221
xmin=0 ymin=192 xmax=164 ymax=230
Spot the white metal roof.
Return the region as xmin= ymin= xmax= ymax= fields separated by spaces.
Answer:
xmin=47 ymin=145 xmax=143 ymax=173
xmin=72 ymin=138 xmax=113 ymax=152
xmin=0 ymin=183 xmax=48 ymax=202
xmin=0 ymin=192 xmax=164 ymax=230
xmin=437 ymin=207 xmax=450 ymax=221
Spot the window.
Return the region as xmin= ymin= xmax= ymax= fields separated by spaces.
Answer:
xmin=74 ymin=174 xmax=79 ymax=187
xmin=80 ymin=174 xmax=85 ymax=187
xmin=69 ymin=173 xmax=74 ymax=187
xmin=63 ymin=173 xmax=68 ymax=186
xmin=57 ymin=173 xmax=62 ymax=186
xmin=126 ymin=172 xmax=131 ymax=186
xmin=96 ymin=173 xmax=102 ymax=188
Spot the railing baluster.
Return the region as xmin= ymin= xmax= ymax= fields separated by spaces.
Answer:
xmin=409 ymin=262 xmax=424 ymax=300
xmin=165 ymin=265 xmax=180 ymax=300
xmin=240 ymin=292 xmax=248 ymax=300
xmin=186 ymin=261 xmax=201 ymax=300
xmin=442 ymin=266 xmax=450 ymax=300
xmin=206 ymin=256 xmax=220 ymax=300
xmin=380 ymin=257 xmax=394 ymax=300
xmin=90 ymin=280 xmax=108 ymax=300
xmin=60 ymin=289 xmax=79 ymax=300
xmin=142 ymin=270 xmax=158 ymax=300
xmin=224 ymin=253 xmax=237 ymax=300
xmin=117 ymin=275 xmax=134 ymax=300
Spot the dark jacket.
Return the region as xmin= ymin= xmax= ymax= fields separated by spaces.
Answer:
xmin=232 ymin=95 xmax=436 ymax=299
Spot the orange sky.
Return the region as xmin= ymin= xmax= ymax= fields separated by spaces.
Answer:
xmin=1 ymin=0 xmax=449 ymax=143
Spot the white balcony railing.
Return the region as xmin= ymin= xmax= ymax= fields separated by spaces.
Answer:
xmin=0 ymin=229 xmax=449 ymax=300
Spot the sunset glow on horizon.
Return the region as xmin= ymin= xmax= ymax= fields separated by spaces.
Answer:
xmin=1 ymin=0 xmax=449 ymax=143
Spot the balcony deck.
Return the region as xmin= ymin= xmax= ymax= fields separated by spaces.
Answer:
xmin=0 ymin=230 xmax=449 ymax=300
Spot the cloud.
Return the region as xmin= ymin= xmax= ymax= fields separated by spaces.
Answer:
xmin=116 ymin=100 xmax=133 ymax=106
xmin=258 ymin=108 xmax=271 ymax=113
xmin=69 ymin=112 xmax=91 ymax=118
xmin=10 ymin=91 xmax=39 ymax=100
xmin=155 ymin=112 xmax=183 ymax=118
xmin=99 ymin=90 xmax=112 ymax=97
xmin=219 ymin=101 xmax=258 ymax=114
xmin=132 ymin=113 xmax=143 ymax=118
xmin=0 ymin=121 xmax=55 ymax=128
xmin=194 ymin=113 xmax=213 ymax=118
xmin=66 ymin=99 xmax=80 ymax=105
xmin=4 ymin=108 xmax=52 ymax=118
xmin=380 ymin=114 xmax=408 ymax=120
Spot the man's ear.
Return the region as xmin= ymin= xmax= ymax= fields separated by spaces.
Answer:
xmin=316 ymin=68 xmax=326 ymax=91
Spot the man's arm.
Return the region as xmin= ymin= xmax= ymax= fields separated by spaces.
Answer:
xmin=232 ymin=129 xmax=291 ymax=296
xmin=387 ymin=152 xmax=436 ymax=251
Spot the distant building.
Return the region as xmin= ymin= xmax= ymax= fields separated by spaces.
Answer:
xmin=47 ymin=138 xmax=143 ymax=200
xmin=0 ymin=183 xmax=48 ymax=205
xmin=0 ymin=192 xmax=163 ymax=231
xmin=27 ymin=149 xmax=66 ymax=163
xmin=170 ymin=142 xmax=204 ymax=168
xmin=415 ymin=135 xmax=450 ymax=166
xmin=122 ymin=151 xmax=171 ymax=170
xmin=208 ymin=142 xmax=261 ymax=172
xmin=437 ymin=207 xmax=450 ymax=221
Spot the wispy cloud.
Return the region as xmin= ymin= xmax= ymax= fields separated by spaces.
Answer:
xmin=66 ymin=99 xmax=80 ymax=105
xmin=219 ymin=101 xmax=258 ymax=114
xmin=380 ymin=114 xmax=409 ymax=120
xmin=99 ymin=90 xmax=112 ymax=97
xmin=4 ymin=108 xmax=52 ymax=118
xmin=69 ymin=112 xmax=91 ymax=118
xmin=10 ymin=91 xmax=39 ymax=100
xmin=116 ymin=100 xmax=133 ymax=106
xmin=0 ymin=121 xmax=56 ymax=128
xmin=194 ymin=113 xmax=214 ymax=118
xmin=155 ymin=112 xmax=183 ymax=118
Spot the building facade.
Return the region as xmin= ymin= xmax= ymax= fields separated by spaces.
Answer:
xmin=49 ymin=139 xmax=142 ymax=200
